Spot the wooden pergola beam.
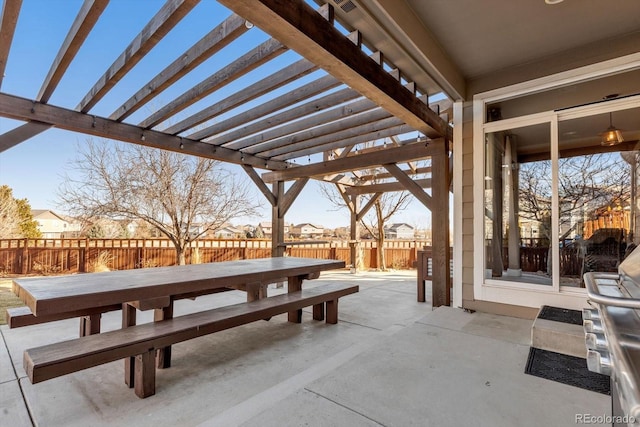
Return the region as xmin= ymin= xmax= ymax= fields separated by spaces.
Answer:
xmin=39 ymin=0 xmax=109 ymax=103
xmin=217 ymin=0 xmax=451 ymax=140
xmin=166 ymin=58 xmax=317 ymax=135
xmin=0 ymin=92 xmax=288 ymax=169
xmin=189 ymin=74 xmax=342 ymax=141
xmin=357 ymin=166 xmax=431 ymax=182
xmin=356 ymin=193 xmax=382 ymax=221
xmin=345 ymin=178 xmax=431 ymax=196
xmin=335 ymin=183 xmax=355 ymax=213
xmin=249 ymin=107 xmax=394 ymax=157
xmin=0 ymin=0 xmax=108 ymax=152
xmin=110 ymin=13 xmax=248 ymax=121
xmin=271 ymin=123 xmax=415 ymax=161
xmin=262 ymin=141 xmax=439 ymax=182
xmin=77 ymin=0 xmax=199 ymax=113
xmin=383 ymin=163 xmax=432 ymax=210
xmin=241 ymin=164 xmax=276 ymax=206
xmin=0 ymin=0 xmax=22 ymax=90
xmin=0 ymin=121 xmax=51 ymax=153
xmin=139 ymin=37 xmax=287 ymax=129
xmin=226 ymin=95 xmax=375 ymax=151
xmin=280 ymin=178 xmax=309 ymax=216
xmin=209 ymin=85 xmax=357 ymax=147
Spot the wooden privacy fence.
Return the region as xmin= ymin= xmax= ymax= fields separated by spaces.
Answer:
xmin=0 ymin=238 xmax=430 ymax=276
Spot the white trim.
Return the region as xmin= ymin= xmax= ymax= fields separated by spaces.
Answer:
xmin=482 ymin=111 xmax=553 ymax=133
xmin=472 ymin=99 xmax=485 ymax=301
xmin=557 ymin=94 xmax=640 ymax=121
xmin=551 ymin=115 xmax=560 ymax=291
xmin=453 ymin=101 xmax=463 ymax=308
xmin=481 ymin=283 xmax=589 ymax=311
xmin=476 ymin=52 xmax=640 ymax=103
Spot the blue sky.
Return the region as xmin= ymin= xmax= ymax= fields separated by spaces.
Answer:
xmin=0 ymin=0 xmax=433 ymax=229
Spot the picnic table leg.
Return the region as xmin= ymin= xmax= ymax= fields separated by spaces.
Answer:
xmin=246 ymin=283 xmax=271 ymax=321
xmin=326 ymin=299 xmax=339 ymax=324
xmin=79 ymin=314 xmax=101 ymax=337
xmin=287 ymin=275 xmax=303 ymax=323
xmin=122 ymin=303 xmax=137 ymax=388
xmin=154 ymin=300 xmax=174 ymax=369
xmin=313 ymin=303 xmax=325 ymax=321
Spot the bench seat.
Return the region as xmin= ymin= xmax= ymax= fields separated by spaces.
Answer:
xmin=7 ymin=305 xmax=122 ymax=329
xmin=24 ymin=282 xmax=358 ymax=398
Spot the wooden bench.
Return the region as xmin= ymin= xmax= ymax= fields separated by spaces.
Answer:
xmin=23 ymin=282 xmax=358 ymax=398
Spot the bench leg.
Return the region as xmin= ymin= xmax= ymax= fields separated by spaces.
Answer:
xmin=287 ymin=275 xmax=303 ymax=323
xmin=134 ymin=350 xmax=156 ymax=399
xmin=79 ymin=314 xmax=101 ymax=337
xmin=154 ymin=301 xmax=174 ymax=369
xmin=123 ymin=304 xmax=137 ymax=388
xmin=313 ymin=303 xmax=325 ymax=321
xmin=326 ymin=299 xmax=338 ymax=324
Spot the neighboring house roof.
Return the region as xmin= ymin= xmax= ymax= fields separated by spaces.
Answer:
xmin=385 ymin=223 xmax=414 ymax=231
xmin=294 ymin=223 xmax=323 ymax=229
xmin=31 ymin=209 xmax=66 ymax=221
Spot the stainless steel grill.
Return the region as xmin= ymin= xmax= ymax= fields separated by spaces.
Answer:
xmin=584 ymin=245 xmax=640 ymax=426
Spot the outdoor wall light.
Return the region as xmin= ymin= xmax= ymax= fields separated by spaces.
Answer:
xmin=601 ymin=112 xmax=624 ymax=146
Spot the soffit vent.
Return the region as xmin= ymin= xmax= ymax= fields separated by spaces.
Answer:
xmin=332 ymin=0 xmax=357 ymax=13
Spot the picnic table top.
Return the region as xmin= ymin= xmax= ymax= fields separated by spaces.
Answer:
xmin=12 ymin=257 xmax=345 ymax=317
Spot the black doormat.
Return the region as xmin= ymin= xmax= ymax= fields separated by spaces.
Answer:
xmin=525 ymin=347 xmax=610 ymax=395
xmin=537 ymin=305 xmax=583 ymax=325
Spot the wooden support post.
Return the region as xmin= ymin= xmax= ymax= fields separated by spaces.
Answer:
xmin=313 ymin=303 xmax=325 ymax=321
xmin=431 ymin=140 xmax=451 ymax=307
xmin=287 ymin=275 xmax=303 ymax=323
xmin=272 ymin=181 xmax=285 ymax=258
xmin=154 ymin=300 xmax=174 ymax=369
xmin=350 ymin=194 xmax=360 ymax=272
xmin=78 ymin=314 xmax=101 ymax=337
xmin=134 ymin=350 xmax=156 ymax=399
xmin=122 ymin=303 xmax=137 ymax=388
xmin=326 ymin=299 xmax=338 ymax=324
xmin=417 ymin=250 xmax=426 ymax=303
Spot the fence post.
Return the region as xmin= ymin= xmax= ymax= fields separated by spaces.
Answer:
xmin=329 ymin=243 xmax=337 ymax=260
xmin=21 ymin=238 xmax=28 ymax=274
xmin=79 ymin=238 xmax=88 ymax=273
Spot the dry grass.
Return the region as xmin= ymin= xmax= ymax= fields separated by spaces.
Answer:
xmin=0 ymin=279 xmax=25 ymax=325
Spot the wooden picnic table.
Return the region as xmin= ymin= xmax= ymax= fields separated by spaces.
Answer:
xmin=12 ymin=257 xmax=353 ymax=398
xmin=13 ymin=257 xmax=345 ymax=373
xmin=12 ymin=257 xmax=345 ymax=317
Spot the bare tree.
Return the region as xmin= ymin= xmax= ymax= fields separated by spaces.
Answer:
xmin=519 ymin=154 xmax=630 ymax=239
xmin=59 ymin=139 xmax=261 ymax=265
xmin=320 ymin=170 xmax=411 ymax=271
xmin=518 ymin=153 xmax=630 ymax=275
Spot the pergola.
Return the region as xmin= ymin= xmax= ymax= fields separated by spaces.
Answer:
xmin=0 ymin=0 xmax=453 ymax=305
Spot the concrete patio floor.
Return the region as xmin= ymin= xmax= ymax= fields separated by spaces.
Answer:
xmin=1 ymin=270 xmax=610 ymax=426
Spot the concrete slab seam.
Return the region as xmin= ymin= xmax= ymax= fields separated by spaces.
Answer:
xmin=304 ymin=387 xmax=387 ymax=426
xmin=0 ymin=327 xmax=36 ymax=426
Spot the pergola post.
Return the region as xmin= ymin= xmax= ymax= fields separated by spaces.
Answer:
xmin=272 ymin=181 xmax=285 ymax=257
xmin=350 ymin=194 xmax=360 ymax=273
xmin=431 ymin=141 xmax=451 ymax=307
